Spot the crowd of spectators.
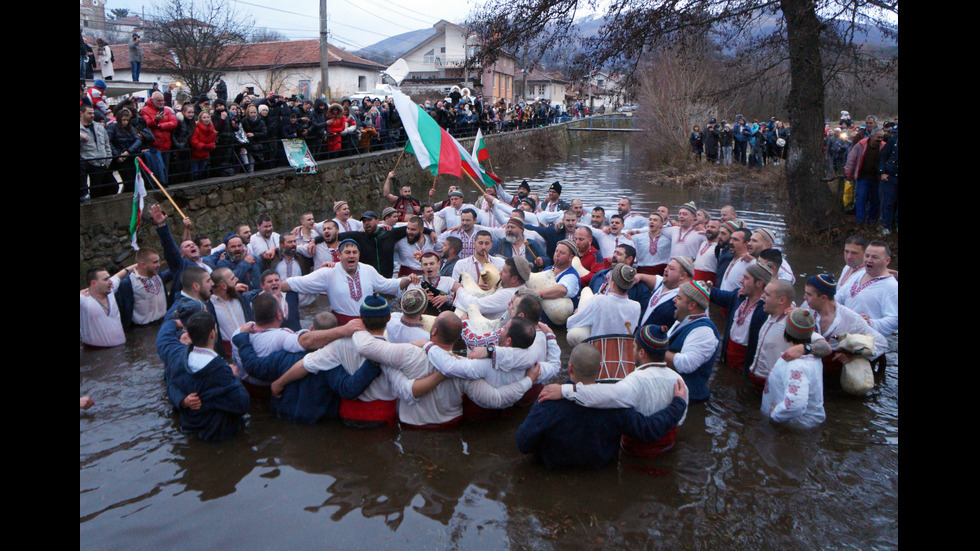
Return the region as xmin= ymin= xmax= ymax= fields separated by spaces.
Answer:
xmin=81 ymin=78 xmax=592 ymax=201
xmin=689 ymin=115 xmax=791 ymax=167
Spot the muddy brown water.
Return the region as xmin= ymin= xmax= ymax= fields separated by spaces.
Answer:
xmin=80 ymin=135 xmax=898 ymax=549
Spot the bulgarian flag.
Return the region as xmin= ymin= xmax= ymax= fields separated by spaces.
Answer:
xmin=129 ymin=158 xmax=147 ymax=250
xmin=389 ymin=88 xmax=461 ymax=178
xmin=471 ymin=128 xmax=501 ymax=186
xmin=453 ymin=133 xmax=498 ymax=189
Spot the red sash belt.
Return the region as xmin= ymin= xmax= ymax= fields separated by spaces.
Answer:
xmin=398 ymin=266 xmax=423 ymax=277
xmin=725 ymin=340 xmax=747 ymax=372
xmin=221 ymin=340 xmax=233 ymax=358
xmin=639 ymin=264 xmax=666 ymax=276
xmin=822 ymin=355 xmax=843 ymax=374
xmin=462 ymin=394 xmax=506 ymax=422
xmin=693 ymin=269 xmax=717 ymax=286
xmin=242 ymin=380 xmax=272 ymax=400
xmin=748 ymin=372 xmax=767 ymax=391
xmin=339 ymin=398 xmax=397 ymax=426
xmin=332 ymin=311 xmax=361 ymax=326
xmin=621 ymin=427 xmax=677 ymax=457
xmin=404 ymin=415 xmax=463 ymax=431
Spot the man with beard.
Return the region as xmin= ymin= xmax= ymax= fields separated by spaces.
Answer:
xmin=572 ymin=225 xmax=605 ymax=286
xmin=713 ymin=221 xmax=738 ymax=286
xmin=693 ymin=219 xmax=721 ymax=284
xmin=393 ymin=216 xmax=436 ymax=276
xmin=534 ymin=240 xmax=584 ymax=324
xmin=617 ymin=198 xmax=648 ymax=231
xmin=420 ymin=203 xmax=437 ymax=232
xmin=537 ymin=181 xmax=569 ymax=213
xmin=635 ymin=257 xmax=693 ymax=330
xmin=524 ymin=209 xmax=581 ymax=260
xmin=207 ymin=267 xmax=255 ymax=357
xmin=335 ymin=211 xmax=435 ymax=278
xmin=439 ymin=236 xmax=463 ymax=277
xmin=452 ymin=256 xmax=532 ymax=320
xmin=80 ymin=266 xmax=133 ymax=349
xmin=489 ymin=216 xmax=546 ymax=270
xmin=590 ymin=207 xmax=607 ymax=232
xmin=438 ymin=208 xmax=480 ymax=259
xmin=149 ymin=205 xmax=211 ymax=306
xmin=247 ymin=214 xmax=280 ymax=269
xmin=665 ymin=281 xmax=720 ymax=402
xmin=164 ymin=266 xmax=215 ymax=323
xmin=628 ymin=212 xmax=673 ymax=276
xmin=310 ymin=219 xmax=342 ymax=269
xmin=710 ymin=260 xmax=773 ymax=376
xmin=494 ymin=179 xmax=531 ymax=208
xmin=382 ymin=171 xmax=422 ymax=222
xmin=280 ymin=239 xmax=418 ymax=325
xmin=217 ymin=234 xmax=263 ymax=291
xmin=114 ymin=246 xmax=170 ymax=332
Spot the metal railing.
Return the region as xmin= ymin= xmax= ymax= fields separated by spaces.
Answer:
xmin=80 ymin=113 xmax=578 ymax=199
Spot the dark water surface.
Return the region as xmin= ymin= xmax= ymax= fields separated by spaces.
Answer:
xmin=80 ymin=135 xmax=898 ymax=549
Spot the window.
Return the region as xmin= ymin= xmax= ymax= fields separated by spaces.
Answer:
xmin=423 ymin=49 xmax=434 ymax=64
xmin=358 ymin=76 xmax=366 ymax=91
xmin=440 ymin=47 xmax=446 ymax=53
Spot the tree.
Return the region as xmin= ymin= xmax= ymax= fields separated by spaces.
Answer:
xmin=146 ymin=0 xmax=253 ymax=97
xmin=249 ymin=27 xmax=289 ymax=43
xmin=471 ymin=0 xmax=898 ymax=231
xmin=109 ymin=8 xmax=131 ymax=20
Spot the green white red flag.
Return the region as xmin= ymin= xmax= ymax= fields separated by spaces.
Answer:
xmin=389 ymin=88 xmax=461 ymax=178
xmin=471 ymin=128 xmax=501 ymax=186
xmin=130 ymin=158 xmax=147 ymax=250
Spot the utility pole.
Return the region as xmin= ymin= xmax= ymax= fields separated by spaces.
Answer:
xmin=319 ymin=0 xmax=330 ymax=101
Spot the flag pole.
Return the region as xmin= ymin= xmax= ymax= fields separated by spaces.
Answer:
xmin=393 ymin=149 xmax=406 ymax=171
xmin=136 ymin=157 xmax=188 ymax=220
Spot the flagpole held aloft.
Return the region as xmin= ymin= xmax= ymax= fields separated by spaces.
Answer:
xmin=136 ymin=157 xmax=187 ymax=220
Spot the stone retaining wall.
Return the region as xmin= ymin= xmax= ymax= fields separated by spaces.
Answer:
xmin=79 ymin=116 xmax=621 ymax=284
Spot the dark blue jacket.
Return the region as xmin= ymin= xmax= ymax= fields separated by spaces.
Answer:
xmin=240 ymin=289 xmax=301 ymax=332
xmin=525 ymin=223 xmax=575 ymax=260
xmin=490 ymin=237 xmax=546 ymax=270
xmin=217 ymin=255 xmax=263 ymax=290
xmin=516 ymin=382 xmax=686 ymax=469
xmin=232 ymin=333 xmax=381 ymax=424
xmin=155 ymin=222 xmax=201 ymax=303
xmin=589 ymin=268 xmax=651 ymax=309
xmin=879 ymin=135 xmax=898 ymax=178
xmin=156 ymin=320 xmax=250 ymax=441
xmin=668 ymin=316 xmax=720 ymax=402
xmin=638 ymin=280 xmax=677 ymax=331
xmin=709 ymin=288 xmax=768 ymax=376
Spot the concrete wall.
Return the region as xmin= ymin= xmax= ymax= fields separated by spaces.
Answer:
xmin=78 ymin=116 xmax=620 ymax=285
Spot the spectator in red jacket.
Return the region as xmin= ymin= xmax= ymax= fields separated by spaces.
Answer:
xmin=140 ymin=91 xmax=179 ymax=184
xmin=190 ymin=111 xmax=217 ymax=180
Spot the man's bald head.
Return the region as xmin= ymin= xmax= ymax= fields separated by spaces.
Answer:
xmin=432 ymin=312 xmax=463 ymax=344
xmin=312 ymin=311 xmax=339 ymax=330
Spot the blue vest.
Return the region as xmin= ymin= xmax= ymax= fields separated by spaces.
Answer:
xmin=668 ymin=316 xmax=720 ymax=402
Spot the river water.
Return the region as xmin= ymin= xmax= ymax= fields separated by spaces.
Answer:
xmin=80 ymin=134 xmax=898 ymax=549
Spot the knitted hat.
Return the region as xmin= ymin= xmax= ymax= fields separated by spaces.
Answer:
xmin=680 ymin=281 xmax=710 ymax=309
xmin=507 ymin=217 xmax=525 ymax=230
xmin=745 ymin=260 xmax=774 ymax=284
xmin=636 ymin=325 xmax=670 ymax=356
xmin=223 ymin=231 xmax=237 ymax=245
xmin=672 ymin=256 xmax=695 ymax=278
xmin=520 ymin=196 xmax=537 ymax=211
xmin=381 ymin=207 xmax=398 ymax=219
xmin=333 ymin=200 xmax=348 ymax=213
xmin=723 ymin=221 xmax=740 ymax=234
xmin=754 ymin=228 xmax=776 ymax=245
xmin=785 ymin=308 xmax=816 ymax=341
xmin=678 ymin=201 xmax=697 ymax=215
xmin=400 ymin=288 xmax=428 ymax=316
xmin=360 ymin=294 xmax=390 ymax=318
xmin=449 ymin=190 xmax=464 ymax=198
xmin=807 ymin=274 xmax=837 ymax=298
xmin=512 ymin=256 xmax=532 ymax=283
xmin=611 ymin=263 xmax=637 ymax=291
xmin=549 ymin=181 xmax=562 ymax=193
xmin=557 ymin=239 xmax=578 ymax=257
xmin=94 ymin=79 xmax=106 ymax=90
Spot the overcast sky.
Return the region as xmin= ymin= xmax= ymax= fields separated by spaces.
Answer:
xmin=103 ymin=0 xmax=488 ymax=51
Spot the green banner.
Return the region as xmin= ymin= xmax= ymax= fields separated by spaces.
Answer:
xmin=281 ymin=139 xmax=317 ymax=173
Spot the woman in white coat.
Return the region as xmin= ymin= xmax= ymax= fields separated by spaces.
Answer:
xmin=97 ymin=39 xmax=114 ymax=80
